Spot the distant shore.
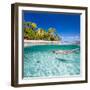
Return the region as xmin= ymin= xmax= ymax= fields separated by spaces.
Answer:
xmin=24 ymin=39 xmax=60 ymax=47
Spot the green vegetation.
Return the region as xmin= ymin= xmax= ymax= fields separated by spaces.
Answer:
xmin=24 ymin=22 xmax=61 ymax=41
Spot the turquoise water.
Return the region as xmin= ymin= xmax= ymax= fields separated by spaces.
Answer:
xmin=24 ymin=45 xmax=80 ymax=78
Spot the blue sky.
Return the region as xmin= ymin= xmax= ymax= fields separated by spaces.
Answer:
xmin=23 ymin=11 xmax=80 ymax=42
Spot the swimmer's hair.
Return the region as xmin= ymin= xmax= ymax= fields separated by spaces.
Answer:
xmin=53 ymin=51 xmax=55 ymax=53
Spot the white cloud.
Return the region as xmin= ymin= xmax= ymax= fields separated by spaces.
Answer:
xmin=61 ymin=35 xmax=80 ymax=42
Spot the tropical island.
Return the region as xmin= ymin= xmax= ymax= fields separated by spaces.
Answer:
xmin=24 ymin=22 xmax=61 ymax=46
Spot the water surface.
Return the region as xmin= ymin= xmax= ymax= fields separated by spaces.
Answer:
xmin=24 ymin=45 xmax=80 ymax=78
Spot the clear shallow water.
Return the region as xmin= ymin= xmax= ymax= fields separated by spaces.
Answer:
xmin=24 ymin=45 xmax=80 ymax=78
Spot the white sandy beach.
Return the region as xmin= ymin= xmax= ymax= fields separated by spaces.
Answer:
xmin=24 ymin=39 xmax=60 ymax=47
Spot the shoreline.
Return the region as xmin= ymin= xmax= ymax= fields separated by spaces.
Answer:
xmin=24 ymin=39 xmax=80 ymax=47
xmin=24 ymin=40 xmax=60 ymax=47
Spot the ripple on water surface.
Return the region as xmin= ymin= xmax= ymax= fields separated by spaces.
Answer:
xmin=24 ymin=45 xmax=80 ymax=78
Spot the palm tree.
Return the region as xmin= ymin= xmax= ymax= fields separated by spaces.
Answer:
xmin=31 ymin=22 xmax=37 ymax=30
xmin=24 ymin=22 xmax=37 ymax=30
xmin=36 ymin=28 xmax=46 ymax=40
xmin=24 ymin=21 xmax=61 ymax=41
xmin=48 ymin=27 xmax=56 ymax=35
xmin=24 ymin=22 xmax=37 ymax=39
xmin=47 ymin=27 xmax=56 ymax=40
xmin=54 ymin=34 xmax=61 ymax=41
